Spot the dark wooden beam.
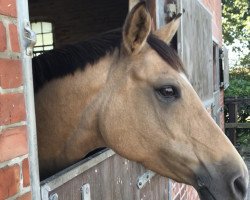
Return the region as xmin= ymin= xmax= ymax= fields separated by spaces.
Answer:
xmin=225 ymin=123 xmax=250 ymax=129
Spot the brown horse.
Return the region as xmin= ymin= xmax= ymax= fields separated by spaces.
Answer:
xmin=33 ymin=2 xmax=249 ymax=200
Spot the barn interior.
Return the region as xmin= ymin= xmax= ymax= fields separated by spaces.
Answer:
xmin=28 ymin=0 xmax=128 ymax=56
xmin=28 ymin=0 xmax=128 ymax=179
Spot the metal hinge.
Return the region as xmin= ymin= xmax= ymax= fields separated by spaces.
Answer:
xmin=137 ymin=170 xmax=156 ymax=189
xmin=24 ymin=20 xmax=36 ymax=56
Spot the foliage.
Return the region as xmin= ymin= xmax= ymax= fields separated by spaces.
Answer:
xmin=224 ymin=67 xmax=250 ymax=97
xmin=239 ymin=51 xmax=250 ymax=67
xmin=237 ymin=131 xmax=250 ymax=147
xmin=222 ymin=0 xmax=249 ymax=46
xmin=222 ymin=0 xmax=250 ymax=67
xmin=224 ymin=67 xmax=250 ymax=147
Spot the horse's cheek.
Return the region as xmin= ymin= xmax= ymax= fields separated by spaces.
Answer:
xmin=98 ymin=94 xmax=123 ymax=145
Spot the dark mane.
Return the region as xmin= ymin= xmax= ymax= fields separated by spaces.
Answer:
xmin=147 ymin=34 xmax=184 ymax=73
xmin=32 ymin=30 xmax=184 ymax=93
xmin=32 ymin=30 xmax=122 ymax=92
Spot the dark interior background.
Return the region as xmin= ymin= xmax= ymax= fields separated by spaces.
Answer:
xmin=29 ymin=0 xmax=128 ymax=48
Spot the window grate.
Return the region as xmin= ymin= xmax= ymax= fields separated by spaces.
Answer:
xmin=31 ymin=22 xmax=54 ymax=56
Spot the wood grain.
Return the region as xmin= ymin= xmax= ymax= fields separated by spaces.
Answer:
xmin=178 ymin=0 xmax=213 ymax=101
xmin=45 ymin=153 xmax=168 ymax=200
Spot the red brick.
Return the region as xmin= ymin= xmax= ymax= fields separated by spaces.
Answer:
xmin=17 ymin=192 xmax=31 ymax=200
xmin=0 ymin=59 xmax=22 ymax=89
xmin=0 ymin=164 xmax=20 ymax=200
xmin=0 ymin=0 xmax=17 ymax=17
xmin=219 ymin=90 xmax=224 ymax=105
xmin=0 ymin=22 xmax=7 ymax=52
xmin=0 ymin=93 xmax=26 ymax=125
xmin=186 ymin=186 xmax=199 ymax=200
xmin=9 ymin=24 xmax=20 ymax=52
xmin=181 ymin=185 xmax=186 ymax=196
xmin=22 ymin=158 xmax=30 ymax=187
xmin=0 ymin=126 xmax=28 ymax=162
xmin=181 ymin=192 xmax=187 ymax=200
xmin=173 ymin=193 xmax=181 ymax=200
xmin=202 ymin=0 xmax=222 ymax=45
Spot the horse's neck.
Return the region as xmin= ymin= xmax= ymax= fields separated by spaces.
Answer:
xmin=36 ymin=55 xmax=114 ymax=177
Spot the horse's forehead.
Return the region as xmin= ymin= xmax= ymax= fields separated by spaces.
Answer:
xmin=131 ymin=50 xmax=178 ymax=80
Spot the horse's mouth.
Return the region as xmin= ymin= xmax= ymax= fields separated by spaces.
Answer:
xmin=198 ymin=187 xmax=217 ymax=200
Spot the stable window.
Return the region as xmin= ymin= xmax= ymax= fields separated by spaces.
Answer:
xmin=31 ymin=22 xmax=54 ymax=56
xmin=219 ymin=48 xmax=224 ymax=87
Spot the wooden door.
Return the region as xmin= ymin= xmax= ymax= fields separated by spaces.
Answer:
xmin=177 ymin=0 xmax=213 ymax=104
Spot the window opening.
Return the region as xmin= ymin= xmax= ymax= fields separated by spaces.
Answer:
xmin=31 ymin=22 xmax=53 ymax=56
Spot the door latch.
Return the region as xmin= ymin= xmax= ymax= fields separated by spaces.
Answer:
xmin=137 ymin=170 xmax=156 ymax=189
xmin=81 ymin=183 xmax=91 ymax=200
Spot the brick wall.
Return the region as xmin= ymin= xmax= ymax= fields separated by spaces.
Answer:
xmin=171 ymin=181 xmax=199 ymax=200
xmin=202 ymin=0 xmax=222 ymax=46
xmin=0 ymin=0 xmax=31 ymax=199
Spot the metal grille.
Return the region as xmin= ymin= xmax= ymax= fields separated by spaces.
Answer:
xmin=31 ymin=22 xmax=54 ymax=56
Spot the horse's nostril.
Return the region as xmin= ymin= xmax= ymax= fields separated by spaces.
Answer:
xmin=233 ymin=176 xmax=247 ymax=198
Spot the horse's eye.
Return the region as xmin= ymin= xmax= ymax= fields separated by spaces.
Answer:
xmin=158 ymin=87 xmax=175 ymax=97
xmin=155 ymin=86 xmax=179 ymax=102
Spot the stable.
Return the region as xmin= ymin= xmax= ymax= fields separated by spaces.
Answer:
xmin=0 ymin=0 xmax=229 ymax=200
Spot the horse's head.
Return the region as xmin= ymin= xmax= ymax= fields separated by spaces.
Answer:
xmin=97 ymin=3 xmax=248 ymax=199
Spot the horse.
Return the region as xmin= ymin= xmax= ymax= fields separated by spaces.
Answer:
xmin=32 ymin=2 xmax=249 ymax=200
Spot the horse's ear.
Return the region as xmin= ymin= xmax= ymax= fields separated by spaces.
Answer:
xmin=154 ymin=14 xmax=181 ymax=44
xmin=122 ymin=2 xmax=151 ymax=55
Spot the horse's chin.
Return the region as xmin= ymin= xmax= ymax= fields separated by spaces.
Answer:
xmin=198 ymin=188 xmax=217 ymax=200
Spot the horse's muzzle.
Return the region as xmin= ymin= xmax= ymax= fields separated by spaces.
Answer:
xmin=196 ymin=162 xmax=249 ymax=200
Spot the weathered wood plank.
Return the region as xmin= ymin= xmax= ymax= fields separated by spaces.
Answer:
xmin=41 ymin=151 xmax=169 ymax=200
xmin=223 ymin=46 xmax=229 ymax=89
xmin=177 ymin=0 xmax=213 ymax=102
xmin=227 ymin=103 xmax=237 ymax=144
xmin=212 ymin=90 xmax=221 ymax=125
xmin=225 ymin=97 xmax=250 ymax=104
xmin=225 ymin=123 xmax=250 ymax=129
xmin=213 ymin=44 xmax=220 ymax=91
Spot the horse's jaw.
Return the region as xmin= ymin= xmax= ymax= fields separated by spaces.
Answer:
xmin=198 ymin=188 xmax=217 ymax=200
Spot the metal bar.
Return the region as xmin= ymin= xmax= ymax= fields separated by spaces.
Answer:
xmin=40 ymin=149 xmax=115 ymax=192
xmin=41 ymin=185 xmax=51 ymax=200
xmin=225 ymin=123 xmax=250 ymax=129
xmin=16 ymin=1 xmax=41 ymax=199
xmin=155 ymin=0 xmax=166 ymax=29
xmin=203 ymin=98 xmax=215 ymax=109
xmin=168 ymin=179 xmax=172 ymax=200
